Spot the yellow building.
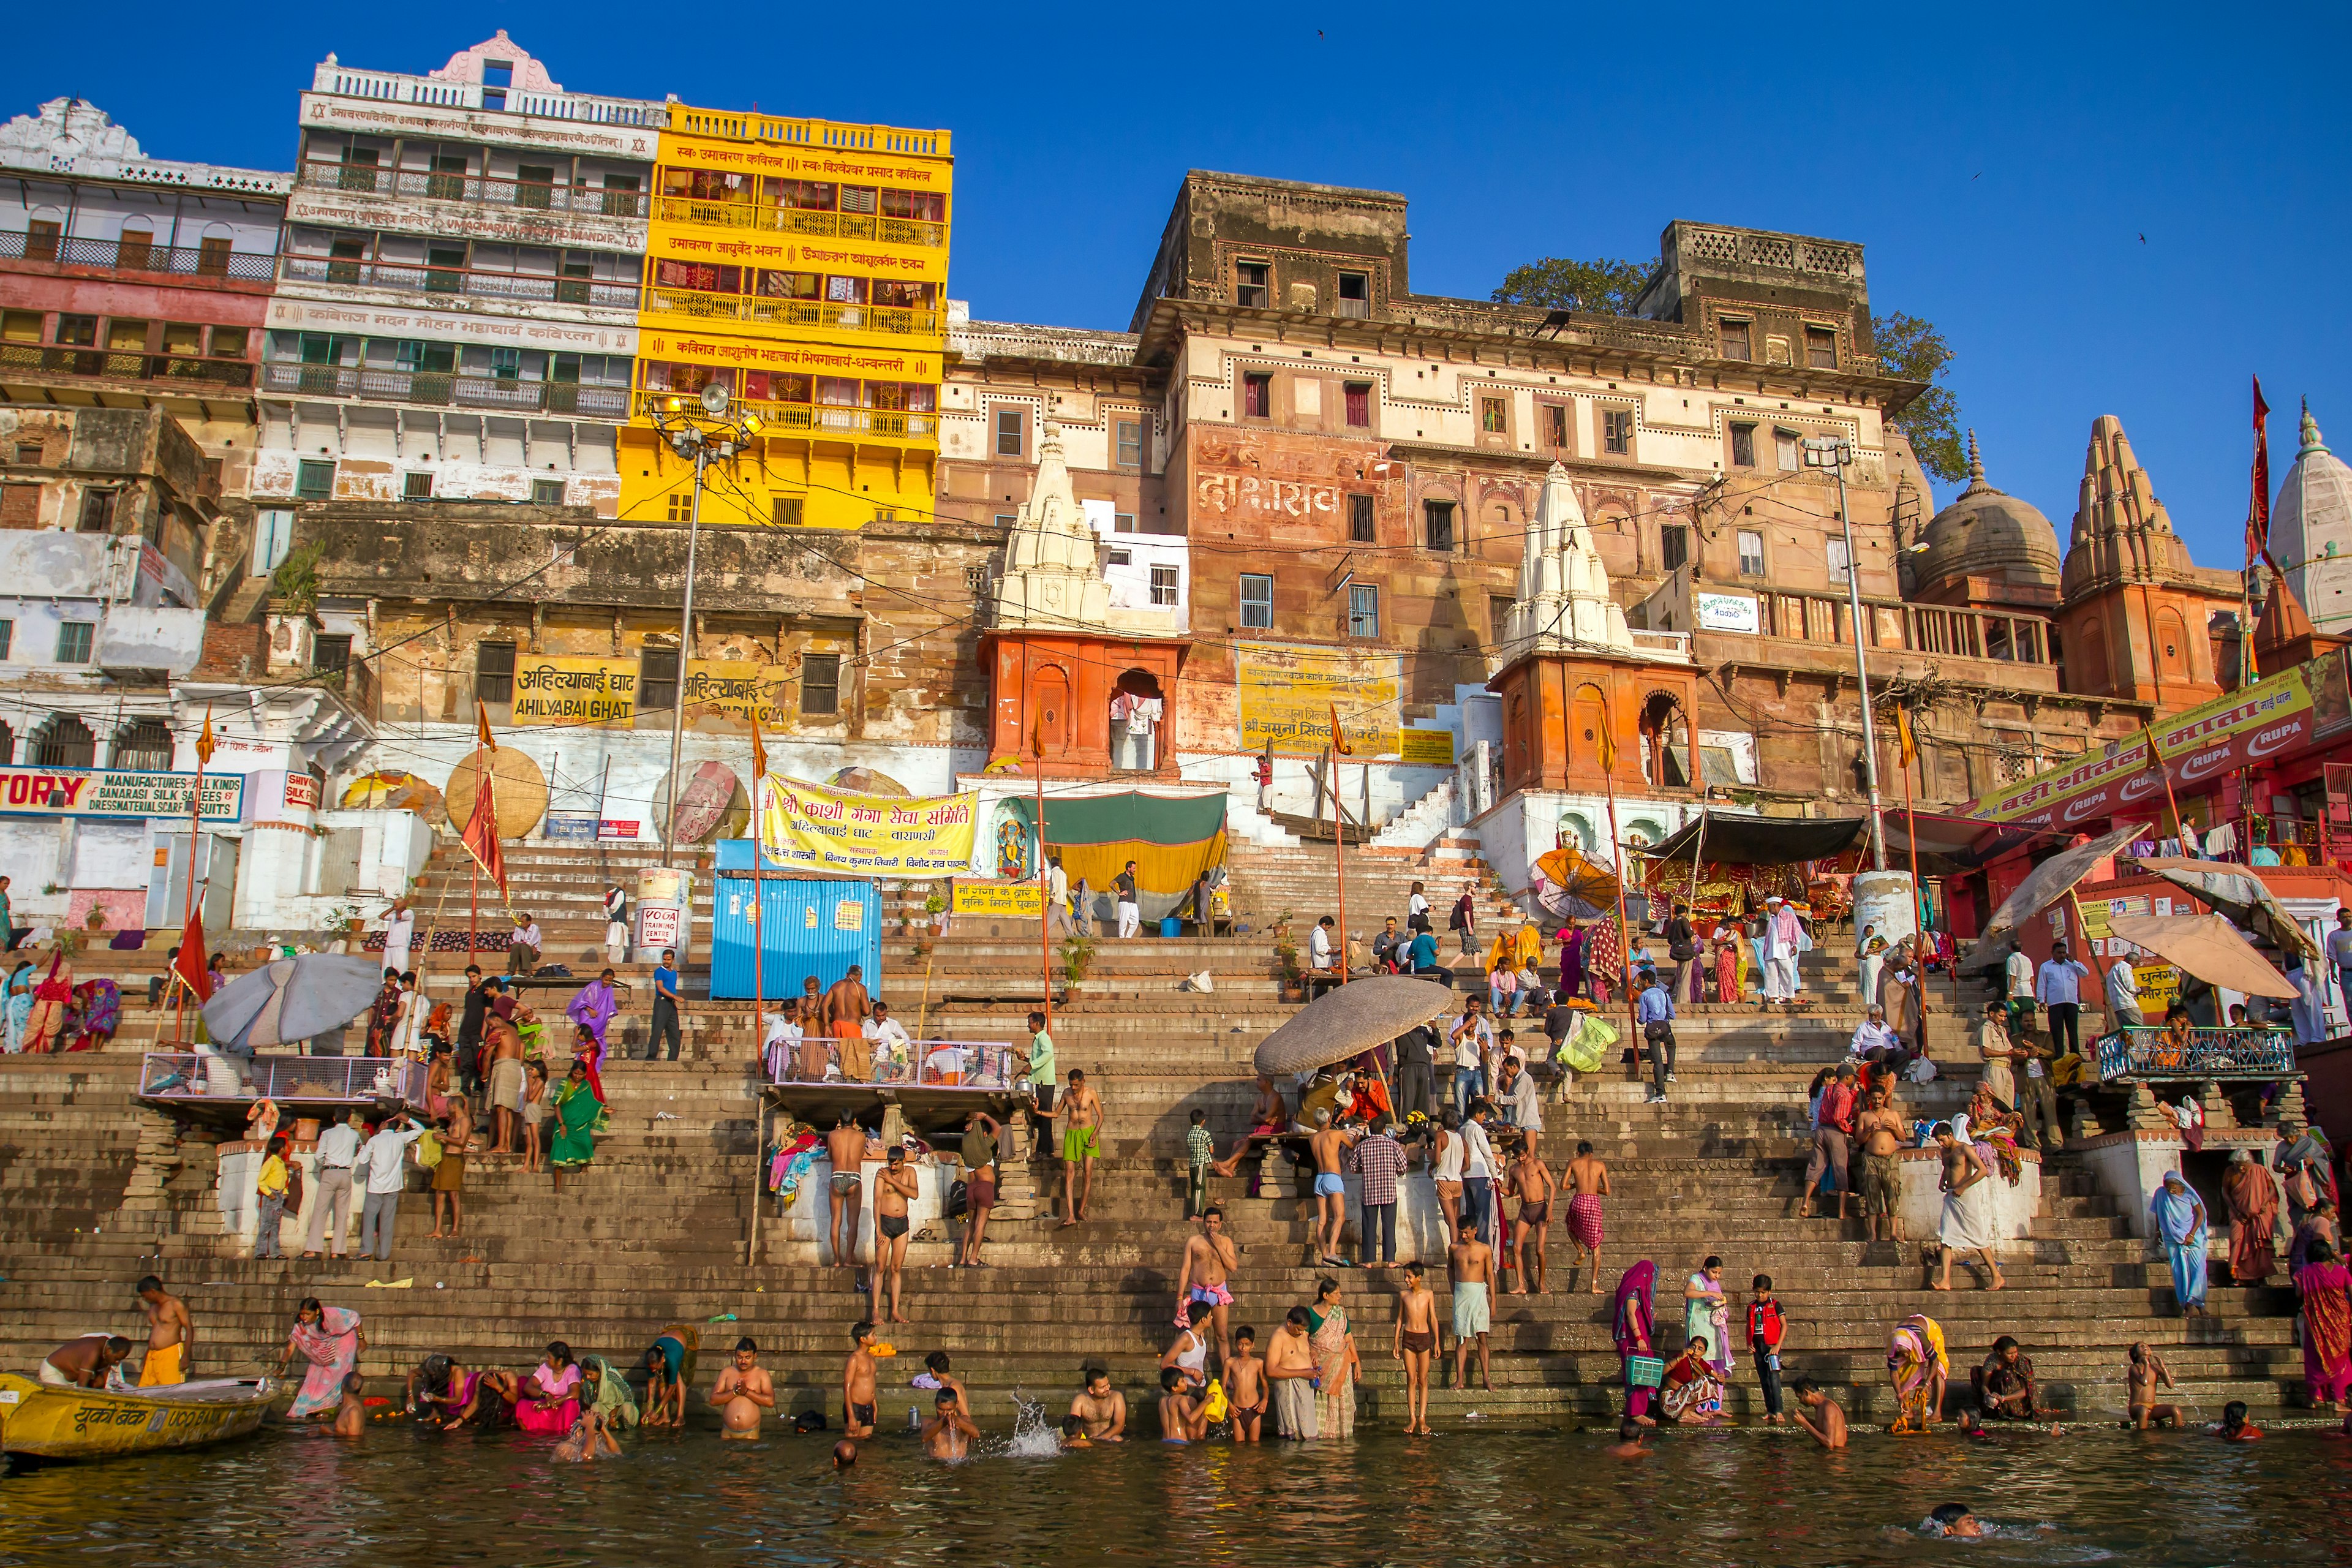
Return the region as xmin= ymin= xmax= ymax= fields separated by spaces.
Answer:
xmin=620 ymin=108 xmax=951 ymax=531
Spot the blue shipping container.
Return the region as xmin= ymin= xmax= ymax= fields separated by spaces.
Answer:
xmin=709 ymin=840 xmax=881 ymax=1001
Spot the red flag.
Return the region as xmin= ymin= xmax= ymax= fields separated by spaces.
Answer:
xmin=2247 ymin=375 xmax=2272 ymax=570
xmin=461 ymin=737 xmax=507 ymax=897
xmin=173 ymin=909 xmax=209 ymax=1001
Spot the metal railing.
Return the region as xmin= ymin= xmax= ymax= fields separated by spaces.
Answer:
xmin=1751 ymin=587 xmax=2055 ymax=666
xmin=641 ymin=287 xmax=938 ymax=336
xmin=298 ymin=162 xmax=649 ymax=219
xmin=629 ymin=389 xmax=937 ymax=440
xmin=765 ymin=1036 xmax=1016 ymax=1088
xmin=138 ymin=1052 xmax=428 ymax=1104
xmin=279 ymin=253 xmax=639 ymax=311
xmin=2093 ymin=1027 xmax=2297 ymax=1082
xmin=0 ymin=342 xmax=254 ymax=388
xmin=260 ymin=361 xmax=630 ymax=417
xmin=0 ymin=228 xmax=277 ymax=281
xmin=646 ymin=195 xmax=946 ymax=248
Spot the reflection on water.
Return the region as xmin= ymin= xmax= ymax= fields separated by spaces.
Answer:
xmin=4 ymin=1421 xmax=2350 ymax=1566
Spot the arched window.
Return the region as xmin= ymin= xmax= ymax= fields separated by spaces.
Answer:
xmin=0 ymin=722 xmax=15 ymax=765
xmin=111 ymin=718 xmax=173 ymax=771
xmin=1557 ymin=812 xmax=1594 ymax=851
xmin=29 ymin=714 xmax=95 ymax=767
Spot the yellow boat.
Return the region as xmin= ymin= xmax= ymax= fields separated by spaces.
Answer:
xmin=0 ymin=1373 xmax=277 ymax=1461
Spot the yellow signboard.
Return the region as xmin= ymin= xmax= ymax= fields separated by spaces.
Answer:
xmin=951 ymin=880 xmax=1043 ymax=918
xmin=638 ymin=332 xmax=933 ymax=379
xmin=512 ymin=657 xmax=637 ymax=728
xmin=1234 ymin=643 xmax=1404 ymax=757
xmin=755 ymin=776 xmax=979 ymax=878
xmin=683 ymin=661 xmax=793 ymax=727
xmin=1401 ymin=728 xmax=1457 ymax=766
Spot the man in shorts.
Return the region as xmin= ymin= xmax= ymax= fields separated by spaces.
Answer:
xmin=1855 ymin=1082 xmax=1906 ymax=1243
xmin=1039 ymin=1068 xmax=1102 ymax=1227
xmin=1176 ymin=1205 xmax=1240 ymax=1371
xmin=843 ymin=1321 xmax=880 ymax=1438
xmin=1307 ymin=1108 xmax=1349 ymax=1266
xmin=870 ymin=1145 xmax=918 ymax=1325
xmin=826 ymin=1111 xmax=868 ymax=1269
xmin=1448 ymin=1217 xmax=1494 ymax=1393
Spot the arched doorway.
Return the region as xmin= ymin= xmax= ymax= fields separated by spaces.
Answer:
xmin=1639 ymin=692 xmax=1691 ymax=788
xmin=1111 ymin=669 xmax=1164 ymax=771
xmin=1033 ymin=665 xmax=1071 ymax=756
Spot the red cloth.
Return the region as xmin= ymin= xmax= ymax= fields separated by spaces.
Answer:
xmin=171 ymin=913 xmax=208 ymax=1001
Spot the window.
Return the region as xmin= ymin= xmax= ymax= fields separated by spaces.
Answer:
xmin=1660 ymin=524 xmax=1690 ymax=573
xmin=25 ymin=220 xmax=60 ymax=262
xmin=1543 ymin=404 xmax=1569 ymax=448
xmin=1242 ymin=372 xmax=1272 ymax=419
xmin=327 ymin=237 xmax=366 ymax=284
xmin=55 ymin=314 xmax=97 ymax=347
xmin=208 ymin=326 xmax=247 ymax=359
xmin=1239 ymin=574 xmax=1274 ymax=629
xmin=2 ymin=312 xmax=40 ymax=343
xmin=1235 ymin=261 xmax=1270 ymax=309
xmin=532 ymin=479 xmax=564 ymax=505
xmin=601 ymin=173 xmax=643 ymax=219
xmin=1149 ymin=565 xmax=1180 ymax=606
xmin=1480 ymin=396 xmax=1507 ymax=434
xmin=638 ymin=647 xmax=679 ymax=712
xmin=1348 ymin=584 xmax=1379 ymax=638
xmin=1114 ymin=513 xmax=1136 ymax=533
xmin=1737 ymin=529 xmax=1765 ymax=576
xmin=107 ymin=318 xmax=148 ymax=352
xmin=475 ymin=641 xmax=516 ymax=704
xmin=1826 ymin=538 xmax=1850 ymax=584
xmin=1805 ymin=326 xmax=1838 ymax=369
xmin=0 ymin=622 xmax=10 ymax=660
xmin=29 ymin=714 xmax=94 ymax=764
xmin=1719 ymin=319 xmax=1752 ymax=361
xmin=111 ymin=719 xmax=173 ymax=771
xmin=12 ymin=442 xmax=39 ymax=463
xmin=1348 ymin=493 xmax=1375 ymax=543
xmin=993 ymin=408 xmax=1022 ymax=458
xmin=295 ymin=461 xmax=334 ymax=500
xmin=516 ymin=163 xmax=557 ymax=210
xmin=1107 ymin=549 xmax=1132 ymax=567
xmin=1775 ymin=428 xmax=1801 ymax=471
xmin=78 ymin=489 xmax=116 ymax=533
xmin=115 ymin=227 xmax=154 ymax=271
xmin=1603 ymin=409 xmax=1633 ymax=454
xmin=1423 ymin=500 xmax=1455 ymax=552
xmin=800 ymin=652 xmax=841 ymax=717
xmin=1335 ymin=270 xmax=1370 ymax=317
xmin=772 ymin=497 xmax=805 ymax=527
xmin=1115 ymin=419 xmax=1142 ymax=467
xmin=489 ymin=348 xmax=522 ymax=382
xmin=1729 ymin=423 xmax=1757 ymax=468
xmin=55 ymin=622 xmax=94 ymax=664
xmin=1343 ymin=383 xmax=1371 ymax=428
xmin=195 ymin=235 xmax=233 ymax=277
xmin=1491 ymin=594 xmax=1517 ymax=643
xmin=0 ymin=485 xmax=36 ymax=529
xmin=403 ymin=472 xmax=434 ymax=501
xmin=312 ymin=634 xmax=352 ymax=677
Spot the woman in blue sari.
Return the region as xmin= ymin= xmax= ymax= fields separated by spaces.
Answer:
xmin=2150 ymin=1171 xmax=2210 ymax=1317
xmin=2 ymin=961 xmax=32 ymax=1052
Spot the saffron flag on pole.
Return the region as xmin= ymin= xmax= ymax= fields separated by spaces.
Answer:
xmin=2248 ymin=375 xmax=2273 ymax=571
xmin=461 ymin=701 xmax=507 ymax=895
xmin=194 ymin=706 xmax=216 ymax=767
xmin=1327 ymin=702 xmax=1354 ymax=757
xmin=1595 ymin=698 xmax=1618 ymax=775
xmin=1896 ymin=704 xmax=1917 ymax=769
xmin=173 ymin=908 xmax=210 ymax=1000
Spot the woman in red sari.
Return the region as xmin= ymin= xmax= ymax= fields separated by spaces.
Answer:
xmin=2294 ymin=1238 xmax=2352 ymax=1412
xmin=2224 ymin=1150 xmax=2279 ymax=1284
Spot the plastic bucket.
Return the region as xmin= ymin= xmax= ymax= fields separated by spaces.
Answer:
xmin=1159 ymin=916 xmax=1182 ymax=938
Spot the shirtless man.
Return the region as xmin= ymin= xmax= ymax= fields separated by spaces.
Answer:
xmin=333 ymin=1373 xmax=369 ymax=1438
xmin=483 ymin=1001 xmax=524 ymax=1154
xmin=1563 ymin=1141 xmax=1611 ymax=1293
xmin=429 ymin=1095 xmax=472 ymax=1240
xmin=824 ymin=965 xmax=873 ymax=1080
xmin=1792 ymin=1377 xmax=1848 ymax=1449
xmin=41 ymin=1333 xmax=132 ymax=1388
xmin=1854 ymin=1083 xmax=1908 ymax=1244
xmin=1039 ymin=1068 xmax=1104 ymax=1227
xmin=923 ymin=1388 xmax=981 ymax=1459
xmin=1176 ymin=1205 xmax=1240 ymax=1373
xmin=1069 ymin=1365 xmax=1126 ymax=1441
xmin=1224 ymin=1327 xmax=1266 ymax=1443
xmin=710 ymin=1336 xmax=774 ymax=1440
xmin=1308 ymin=1109 xmax=1349 ymax=1266
xmin=1211 ymin=1076 xmax=1289 ymax=1177
xmin=1157 ymin=1367 xmax=1208 ymax=1442
xmin=826 ymin=1112 xmax=869 ymax=1270
xmin=2125 ymin=1342 xmax=2182 ymax=1430
xmin=922 ymin=1351 xmax=972 ymax=1420
xmin=871 ymin=1145 xmax=918 ymax=1324
xmin=843 ymin=1321 xmax=881 ymax=1438
xmin=135 ymin=1274 xmax=194 ymax=1387
xmin=1393 ymin=1260 xmax=1440 ymax=1434
xmin=1447 ymin=1222 xmax=1494 ymax=1393
xmin=1507 ymin=1143 xmax=1556 ymax=1296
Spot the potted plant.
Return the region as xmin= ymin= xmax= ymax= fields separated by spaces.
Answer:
xmin=1060 ymin=933 xmax=1095 ymax=986
xmin=1270 ymin=914 xmax=1303 ymax=1000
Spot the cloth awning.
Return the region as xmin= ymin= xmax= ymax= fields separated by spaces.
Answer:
xmin=1637 ymin=813 xmax=1866 ymax=865
xmin=2124 ymin=857 xmax=2323 ymax=963
xmin=2105 ymin=913 xmax=2299 ymax=1000
xmin=1979 ymin=821 xmax=2150 ymax=946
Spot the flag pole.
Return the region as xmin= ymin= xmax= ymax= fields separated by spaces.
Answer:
xmin=1330 ymin=743 xmax=1349 ymax=987
xmin=750 ymin=710 xmax=767 ymax=1071
xmin=1597 ymin=699 xmax=1638 ymax=1044
xmin=1035 ymin=721 xmax=1050 ymax=1039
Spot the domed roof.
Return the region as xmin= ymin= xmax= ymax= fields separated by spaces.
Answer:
xmin=2274 ymin=403 xmax=2352 ymax=596
xmin=1912 ymin=431 xmax=2062 ymax=603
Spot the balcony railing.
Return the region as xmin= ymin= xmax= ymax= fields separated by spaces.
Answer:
xmin=0 ymin=228 xmax=278 ymax=282
xmin=1748 ymin=587 xmax=2053 ymax=667
xmin=0 ymin=342 xmax=254 ymax=388
xmin=2093 ymin=1026 xmax=2297 ymax=1083
xmin=767 ymin=1036 xmax=1015 ymax=1088
xmin=297 ymin=161 xmax=649 ymax=219
xmin=631 ymin=389 xmax=937 ymax=440
xmin=643 ymin=287 xmax=940 ymax=337
xmin=139 ymin=1051 xmax=429 ymax=1106
xmin=279 ymin=254 xmax=639 ymax=311
xmin=261 ymin=361 xmax=631 ymax=417
xmin=647 ymin=195 xmax=946 ymax=249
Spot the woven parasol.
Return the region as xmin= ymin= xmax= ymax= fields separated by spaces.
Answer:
xmin=1979 ymin=821 xmax=2148 ymax=945
xmin=445 ymin=745 xmax=548 ymax=839
xmin=2106 ymin=913 xmax=2297 ymax=1000
xmin=1253 ymin=975 xmax=1457 ymax=1077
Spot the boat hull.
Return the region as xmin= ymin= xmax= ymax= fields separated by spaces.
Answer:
xmin=0 ymin=1374 xmax=276 ymax=1460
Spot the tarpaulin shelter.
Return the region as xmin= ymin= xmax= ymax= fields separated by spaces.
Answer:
xmin=2105 ymin=913 xmax=2298 ymax=1000
xmin=1024 ymin=790 xmax=1227 ymax=922
xmin=2125 ymin=857 xmax=2324 ymax=964
xmin=1639 ymin=813 xmax=1866 ymax=865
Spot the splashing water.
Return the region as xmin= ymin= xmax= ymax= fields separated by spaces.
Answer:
xmin=998 ymin=1388 xmax=1060 ymax=1458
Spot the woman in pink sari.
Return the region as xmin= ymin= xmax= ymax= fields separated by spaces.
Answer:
xmin=513 ymin=1341 xmax=585 ymax=1434
xmin=2294 ymin=1239 xmax=2352 ymax=1413
xmin=275 ymin=1298 xmax=364 ymax=1420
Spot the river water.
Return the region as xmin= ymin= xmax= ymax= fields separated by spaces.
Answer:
xmin=2 ymin=1414 xmax=2343 ymax=1565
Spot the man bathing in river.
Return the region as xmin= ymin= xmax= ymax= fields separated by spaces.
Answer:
xmin=711 ymin=1336 xmax=774 ymax=1439
xmin=2125 ymin=1342 xmax=2182 ymax=1430
xmin=333 ymin=1373 xmax=368 ymax=1439
xmin=1792 ymin=1377 xmax=1847 ymax=1449
xmin=843 ymin=1322 xmax=881 ymax=1439
xmin=1564 ymin=1141 xmax=1610 ymax=1293
xmin=1224 ymin=1327 xmax=1266 ymax=1442
xmin=923 ymin=1387 xmax=980 ymax=1460
xmin=1158 ymin=1366 xmax=1209 ymax=1442
xmin=1176 ymin=1205 xmax=1240 ymax=1373
xmin=1069 ymin=1365 xmax=1127 ymax=1441
xmin=136 ymin=1273 xmax=193 ymax=1386
xmin=40 ymin=1333 xmax=132 ymax=1388
xmin=872 ymin=1146 xmax=918 ymax=1324
xmin=1393 ymin=1260 xmax=1439 ymax=1434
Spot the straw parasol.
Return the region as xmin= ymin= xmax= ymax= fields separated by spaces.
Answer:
xmin=1253 ymin=975 xmax=1456 ymax=1077
xmin=445 ymin=745 xmax=548 ymax=839
xmin=1979 ymin=821 xmax=2149 ymax=945
xmin=2105 ymin=913 xmax=2297 ymax=1000
xmin=2125 ymin=857 xmax=2323 ymax=964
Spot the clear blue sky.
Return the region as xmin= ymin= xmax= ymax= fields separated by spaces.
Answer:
xmin=10 ymin=2 xmax=2345 ymax=562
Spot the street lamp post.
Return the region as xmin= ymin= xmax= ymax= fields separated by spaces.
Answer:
xmin=652 ymin=382 xmax=763 ymax=866
xmin=1803 ymin=435 xmax=1887 ymax=872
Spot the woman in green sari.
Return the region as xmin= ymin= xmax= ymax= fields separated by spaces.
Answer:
xmin=579 ymin=1353 xmax=639 ymax=1431
xmin=551 ymin=1061 xmax=598 ymax=1191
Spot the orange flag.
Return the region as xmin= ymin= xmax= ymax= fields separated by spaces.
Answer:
xmin=1895 ymin=704 xmax=1917 ymax=769
xmin=749 ymin=706 xmax=769 ymax=782
xmin=462 ymin=703 xmax=507 ymax=895
xmin=476 ymin=699 xmax=498 ymax=753
xmin=194 ymin=705 xmax=216 ymax=767
xmin=1328 ymin=703 xmax=1354 ymax=757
